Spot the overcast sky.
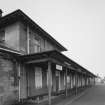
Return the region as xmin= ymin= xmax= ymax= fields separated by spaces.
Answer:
xmin=0 ymin=0 xmax=105 ymax=78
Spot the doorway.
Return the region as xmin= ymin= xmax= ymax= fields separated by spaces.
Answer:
xmin=55 ymin=71 xmax=60 ymax=92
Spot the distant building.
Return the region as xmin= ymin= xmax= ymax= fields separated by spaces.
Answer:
xmin=95 ymin=75 xmax=102 ymax=84
xmin=0 ymin=9 xmax=96 ymax=105
xmin=100 ymin=76 xmax=105 ymax=83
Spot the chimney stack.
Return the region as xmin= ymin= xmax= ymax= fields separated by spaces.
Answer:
xmin=0 ymin=9 xmax=3 ymax=18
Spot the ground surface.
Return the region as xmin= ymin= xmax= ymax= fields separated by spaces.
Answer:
xmin=68 ymin=84 xmax=105 ymax=105
xmin=15 ymin=84 xmax=105 ymax=105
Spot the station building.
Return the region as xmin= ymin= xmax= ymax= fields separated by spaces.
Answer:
xmin=0 ymin=9 xmax=96 ymax=105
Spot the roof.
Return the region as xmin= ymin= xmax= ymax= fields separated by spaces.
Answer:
xmin=0 ymin=9 xmax=96 ymax=77
xmin=0 ymin=9 xmax=67 ymax=51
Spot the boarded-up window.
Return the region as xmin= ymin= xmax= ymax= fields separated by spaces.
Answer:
xmin=42 ymin=70 xmax=47 ymax=88
xmin=5 ymin=59 xmax=18 ymax=87
xmin=33 ymin=37 xmax=41 ymax=53
xmin=35 ymin=67 xmax=42 ymax=88
xmin=67 ymin=76 xmax=70 ymax=83
xmin=0 ymin=29 xmax=5 ymax=42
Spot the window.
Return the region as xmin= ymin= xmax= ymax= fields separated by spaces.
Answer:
xmin=33 ymin=37 xmax=41 ymax=53
xmin=67 ymin=76 xmax=70 ymax=83
xmin=40 ymin=39 xmax=45 ymax=52
xmin=35 ymin=67 xmax=42 ymax=89
xmin=0 ymin=29 xmax=5 ymax=42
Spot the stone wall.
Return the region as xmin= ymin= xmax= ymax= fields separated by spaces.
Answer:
xmin=0 ymin=55 xmax=18 ymax=105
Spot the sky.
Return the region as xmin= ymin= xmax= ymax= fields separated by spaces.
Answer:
xmin=0 ymin=0 xmax=105 ymax=78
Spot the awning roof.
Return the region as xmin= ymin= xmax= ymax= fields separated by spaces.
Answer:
xmin=0 ymin=46 xmax=96 ymax=77
xmin=19 ymin=50 xmax=96 ymax=77
xmin=20 ymin=50 xmax=76 ymax=67
xmin=0 ymin=43 xmax=23 ymax=55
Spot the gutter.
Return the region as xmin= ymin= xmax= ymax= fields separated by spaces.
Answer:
xmin=0 ymin=47 xmax=24 ymax=55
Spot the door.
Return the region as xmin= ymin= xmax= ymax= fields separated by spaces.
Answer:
xmin=56 ymin=76 xmax=59 ymax=92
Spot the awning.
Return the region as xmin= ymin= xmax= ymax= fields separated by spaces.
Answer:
xmin=19 ymin=50 xmax=77 ymax=70
xmin=19 ymin=50 xmax=96 ymax=77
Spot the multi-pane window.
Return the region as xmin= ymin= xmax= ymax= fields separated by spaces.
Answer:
xmin=33 ymin=37 xmax=41 ymax=53
xmin=35 ymin=67 xmax=42 ymax=89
